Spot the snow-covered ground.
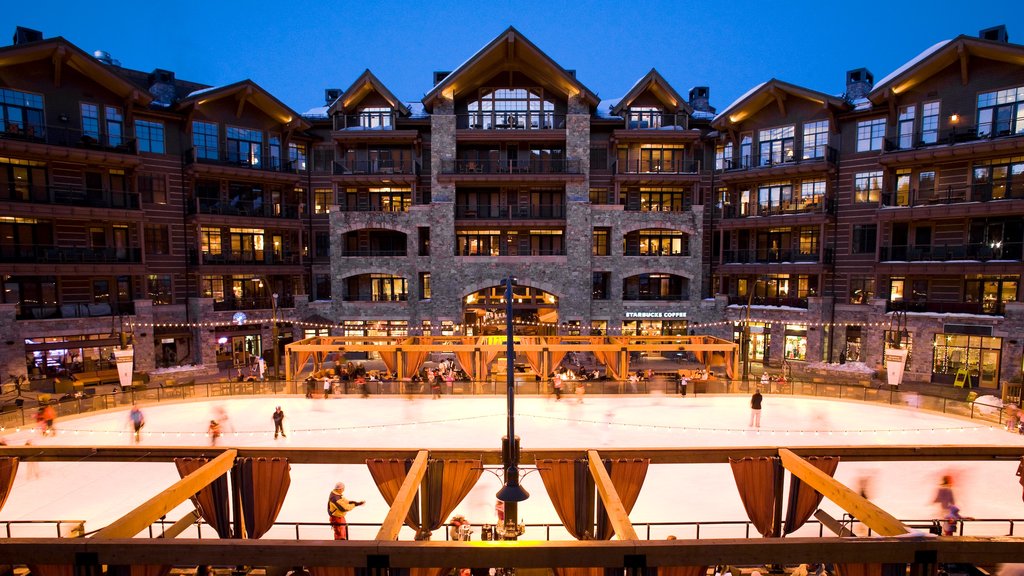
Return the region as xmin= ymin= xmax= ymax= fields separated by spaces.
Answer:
xmin=1 ymin=393 xmax=1021 ymax=541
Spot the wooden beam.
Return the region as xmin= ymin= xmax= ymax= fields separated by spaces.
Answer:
xmin=93 ymin=449 xmax=237 ymax=539
xmin=778 ymin=448 xmax=910 ymax=537
xmin=587 ymin=450 xmax=638 ymax=540
xmin=51 ymin=46 xmax=66 ymax=88
xmin=158 ymin=509 xmax=200 ymax=539
xmin=813 ymin=509 xmax=855 ymax=537
xmin=375 ymin=450 xmax=429 ymax=540
xmin=958 ymin=45 xmax=970 ymax=86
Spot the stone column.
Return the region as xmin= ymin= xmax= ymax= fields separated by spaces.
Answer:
xmin=131 ymin=299 xmax=155 ymax=373
xmin=1001 ymin=302 xmax=1024 ymax=385
xmin=188 ymin=297 xmax=218 ymax=368
xmin=0 ymin=303 xmax=25 ymax=382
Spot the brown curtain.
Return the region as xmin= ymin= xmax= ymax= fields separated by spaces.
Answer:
xmin=660 ymin=567 xmax=709 ymax=576
xmin=421 ymin=459 xmax=483 ymax=532
xmin=404 ymin=339 xmax=430 ymax=377
xmin=593 ymin=348 xmax=620 ymax=380
xmin=237 ymin=457 xmax=291 ymax=539
xmin=453 ymin=349 xmax=476 ymax=380
xmin=27 ymin=566 xmax=73 ymax=576
xmin=366 ymin=458 xmax=420 ymax=530
xmin=174 ymin=457 xmax=233 ymax=538
xmin=294 ymin=351 xmax=312 ymax=376
xmin=0 ymin=457 xmax=18 ymax=513
xmin=518 ymin=337 xmax=543 ymax=376
xmin=480 ymin=347 xmax=502 ymax=379
xmin=835 ymin=565 xmax=883 ymax=576
xmin=729 ymin=456 xmax=779 ymax=537
xmin=784 ymin=456 xmax=840 ymax=535
xmin=596 ymin=458 xmax=650 ymax=540
xmin=555 ymin=570 xmax=603 ymax=576
xmin=378 ymin=349 xmax=398 ymax=375
xmin=309 ymin=568 xmax=355 ymax=576
xmin=130 ymin=566 xmax=172 ymax=576
xmin=538 ymin=459 xmax=594 ymax=540
xmin=723 ymin=349 xmax=737 ymax=380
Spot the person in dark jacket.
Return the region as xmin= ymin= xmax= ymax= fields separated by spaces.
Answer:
xmin=750 ymin=389 xmax=763 ymax=428
xmin=272 ymin=406 xmax=286 ymax=439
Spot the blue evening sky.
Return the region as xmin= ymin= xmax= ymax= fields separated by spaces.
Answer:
xmin=6 ymin=0 xmax=1024 ymax=114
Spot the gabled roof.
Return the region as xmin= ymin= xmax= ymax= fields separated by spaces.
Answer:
xmin=327 ymin=69 xmax=411 ymax=117
xmin=712 ymin=79 xmax=851 ymax=130
xmin=0 ymin=37 xmax=151 ymax=105
xmin=868 ymin=35 xmax=1024 ymax=104
xmin=610 ymin=69 xmax=693 ymax=116
xmin=422 ymin=27 xmax=600 ymax=112
xmin=177 ymin=79 xmax=310 ymax=130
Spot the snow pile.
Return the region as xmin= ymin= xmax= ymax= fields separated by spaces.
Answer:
xmin=804 ymin=361 xmax=875 ymax=375
xmin=973 ymin=395 xmax=1003 ymax=417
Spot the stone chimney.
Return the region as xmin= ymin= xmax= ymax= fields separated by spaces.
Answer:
xmin=325 ymin=88 xmax=342 ymax=105
xmin=979 ymin=25 xmax=1008 ymax=43
xmin=147 ymin=69 xmax=177 ymax=105
xmin=845 ymin=68 xmax=874 ymax=101
xmin=13 ymin=26 xmax=42 ymax=46
xmin=688 ymin=86 xmax=714 ymax=113
xmin=433 ymin=71 xmax=451 ymax=86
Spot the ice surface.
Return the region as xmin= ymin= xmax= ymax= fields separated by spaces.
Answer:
xmin=1 ymin=395 xmax=1020 ymax=540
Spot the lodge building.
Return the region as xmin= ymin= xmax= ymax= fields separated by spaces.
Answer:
xmin=0 ymin=24 xmax=1023 ymax=392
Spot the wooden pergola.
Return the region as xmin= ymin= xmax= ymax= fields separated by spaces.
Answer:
xmin=284 ymin=335 xmax=740 ymax=382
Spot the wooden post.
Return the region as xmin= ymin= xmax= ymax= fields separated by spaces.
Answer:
xmin=587 ymin=450 xmax=638 ymax=540
xmin=375 ymin=450 xmax=429 ymax=540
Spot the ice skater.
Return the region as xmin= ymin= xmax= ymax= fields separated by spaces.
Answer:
xmin=272 ymin=406 xmax=286 ymax=439
xmin=934 ymin=474 xmax=956 ymax=515
xmin=208 ymin=420 xmax=222 ymax=446
xmin=750 ymin=388 xmax=763 ymax=428
xmin=327 ymin=482 xmax=364 ymax=540
xmin=575 ymin=381 xmax=586 ymax=404
xmin=128 ymin=403 xmax=145 ymax=444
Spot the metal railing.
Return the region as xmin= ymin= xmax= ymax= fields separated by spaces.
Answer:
xmin=721 ymin=248 xmax=821 ymax=264
xmin=454 ymin=204 xmax=566 ymax=219
xmin=623 ymin=112 xmax=689 ymax=130
xmin=337 ymin=198 xmax=411 ymax=212
xmin=726 ymin=294 xmax=810 ymax=308
xmin=333 ymin=159 xmax=416 ymax=175
xmin=339 ymin=249 xmax=407 ymax=257
xmin=342 ymin=293 xmax=409 ymax=302
xmin=332 ymin=112 xmax=401 ymax=131
xmin=884 ymin=124 xmax=1024 ymax=152
xmin=456 ymin=113 xmax=566 ymax=130
xmin=0 ymin=245 xmax=141 ymax=264
xmin=879 ymin=241 xmax=1023 ymax=262
xmin=190 ymin=197 xmax=302 ymax=219
xmin=615 ymin=159 xmax=699 ymax=174
xmin=186 ymin=148 xmax=301 ymax=173
xmin=15 ymin=301 xmax=135 ymax=321
xmin=0 ymin=122 xmax=137 ymax=154
xmin=455 ymin=246 xmax=566 ymax=257
xmin=717 ymin=196 xmax=830 ymax=218
xmin=720 ymin=146 xmax=837 ymax=171
xmin=623 ymin=248 xmax=690 ymax=257
xmin=882 ymin=183 xmax=1024 ymax=207
xmin=210 ymin=294 xmax=295 ymax=311
xmin=441 ymin=158 xmax=581 ymax=175
xmin=189 ymin=249 xmax=300 ymax=266
xmin=885 ymin=299 xmax=1007 ymax=316
xmin=0 ymin=185 xmax=140 ymax=209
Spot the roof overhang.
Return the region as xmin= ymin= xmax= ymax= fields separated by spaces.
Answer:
xmin=422 ymin=27 xmax=600 ymax=112
xmin=178 ymin=80 xmax=311 ymax=131
xmin=327 ymin=69 xmax=411 ymax=117
xmin=712 ymin=79 xmax=850 ymax=130
xmin=0 ymin=38 xmax=152 ymax=105
xmin=611 ymin=69 xmax=693 ymax=116
xmin=868 ymin=36 xmax=1024 ymax=105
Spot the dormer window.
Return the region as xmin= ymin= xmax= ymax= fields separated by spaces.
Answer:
xmin=628 ymin=107 xmax=661 ymax=129
xmin=360 ymin=107 xmax=392 ymax=129
xmin=467 ymin=88 xmax=555 ymax=129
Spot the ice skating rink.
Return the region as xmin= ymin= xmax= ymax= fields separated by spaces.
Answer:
xmin=1 ymin=393 xmax=1022 ymax=540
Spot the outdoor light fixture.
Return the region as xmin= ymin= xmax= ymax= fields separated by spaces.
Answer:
xmin=496 ymin=275 xmax=529 ymax=537
xmin=950 ymin=113 xmax=960 ymax=123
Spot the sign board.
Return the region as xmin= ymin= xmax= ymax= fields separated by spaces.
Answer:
xmin=884 ymin=348 xmax=908 ymax=387
xmin=953 ymin=368 xmax=972 ymax=389
xmin=624 ymin=311 xmax=687 ymax=319
xmin=113 ymin=347 xmax=134 ymax=390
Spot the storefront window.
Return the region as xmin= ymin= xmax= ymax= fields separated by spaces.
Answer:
xmin=932 ymin=333 xmax=1001 ymax=387
xmin=622 ymin=320 xmax=688 ymax=336
xmin=734 ymin=322 xmax=771 ymax=364
xmin=844 ymin=326 xmax=862 ymax=363
xmin=784 ymin=324 xmax=807 ymax=361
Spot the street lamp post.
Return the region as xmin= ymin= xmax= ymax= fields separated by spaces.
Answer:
xmin=271 ymin=293 xmax=280 ymax=381
xmin=742 ymin=276 xmax=769 ymax=384
xmin=495 ymin=275 xmax=528 ymax=539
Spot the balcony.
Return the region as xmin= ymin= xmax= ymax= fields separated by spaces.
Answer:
xmin=718 ymin=147 xmax=837 ymax=181
xmin=880 ymin=125 xmax=1024 ymax=165
xmin=0 ymin=122 xmax=137 ymax=155
xmin=440 ymin=159 xmax=581 ymax=175
xmin=456 ymin=113 xmax=566 ymax=130
xmin=16 ymin=301 xmax=136 ymax=321
xmin=718 ymin=196 xmax=831 ymax=219
xmin=185 ymin=148 xmax=300 ymax=174
xmin=622 ymin=293 xmax=687 ymax=302
xmin=456 ymin=247 xmax=566 ymax=257
xmin=727 ymin=294 xmax=809 ymax=308
xmin=212 ymin=294 xmax=295 ymax=312
xmin=333 ymin=112 xmax=399 ymax=131
xmin=333 ymin=159 xmax=417 ymax=176
xmin=0 ymin=185 xmax=140 ymax=210
xmin=615 ymin=159 xmax=699 ymax=174
xmin=722 ymin=249 xmax=821 ymax=265
xmin=879 ymin=242 xmax=1023 ymax=262
xmin=189 ymin=249 xmax=301 ymax=266
xmin=622 ymin=112 xmax=688 ymax=130
xmin=189 ymin=198 xmax=302 ymax=219
xmin=0 ymin=245 xmax=141 ymax=264
xmin=624 ymin=248 xmax=691 ymax=257
xmin=885 ymin=299 xmax=1004 ymax=316
xmin=882 ymin=183 xmax=1024 ymax=208
xmin=454 ymin=204 xmax=565 ymax=219
xmin=339 ymin=249 xmax=407 ymax=257
xmin=342 ymin=294 xmax=409 ymax=302
xmin=338 ymin=196 xmax=411 ymax=212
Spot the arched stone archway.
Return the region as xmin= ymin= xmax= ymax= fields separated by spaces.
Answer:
xmin=461 ymin=282 xmax=560 ymax=335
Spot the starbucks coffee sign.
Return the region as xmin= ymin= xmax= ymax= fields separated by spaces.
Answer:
xmin=624 ymin=311 xmax=687 ymax=319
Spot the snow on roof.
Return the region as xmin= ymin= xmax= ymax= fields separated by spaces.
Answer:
xmin=692 ymin=110 xmax=716 ymax=121
xmin=186 ymin=84 xmax=231 ymax=99
xmin=596 ymin=98 xmax=621 ymax=119
xmin=874 ymin=40 xmax=952 ymax=90
xmin=851 ymin=97 xmax=872 ymax=111
xmin=406 ymin=102 xmax=427 ymax=119
xmin=302 ymin=105 xmax=329 ymax=119
xmin=714 ymin=81 xmax=767 ymax=123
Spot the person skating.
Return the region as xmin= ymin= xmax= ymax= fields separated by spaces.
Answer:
xmin=272 ymin=406 xmax=286 ymax=439
xmin=553 ymin=373 xmax=563 ymax=401
xmin=327 ymin=482 xmax=364 ymax=540
xmin=129 ymin=403 xmax=145 ymax=443
xmin=934 ymin=474 xmax=956 ymax=515
xmin=750 ymin=388 xmax=763 ymax=428
xmin=208 ymin=420 xmax=221 ymax=446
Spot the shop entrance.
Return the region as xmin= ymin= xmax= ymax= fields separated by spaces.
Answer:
xmin=463 ymin=285 xmax=558 ymax=335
